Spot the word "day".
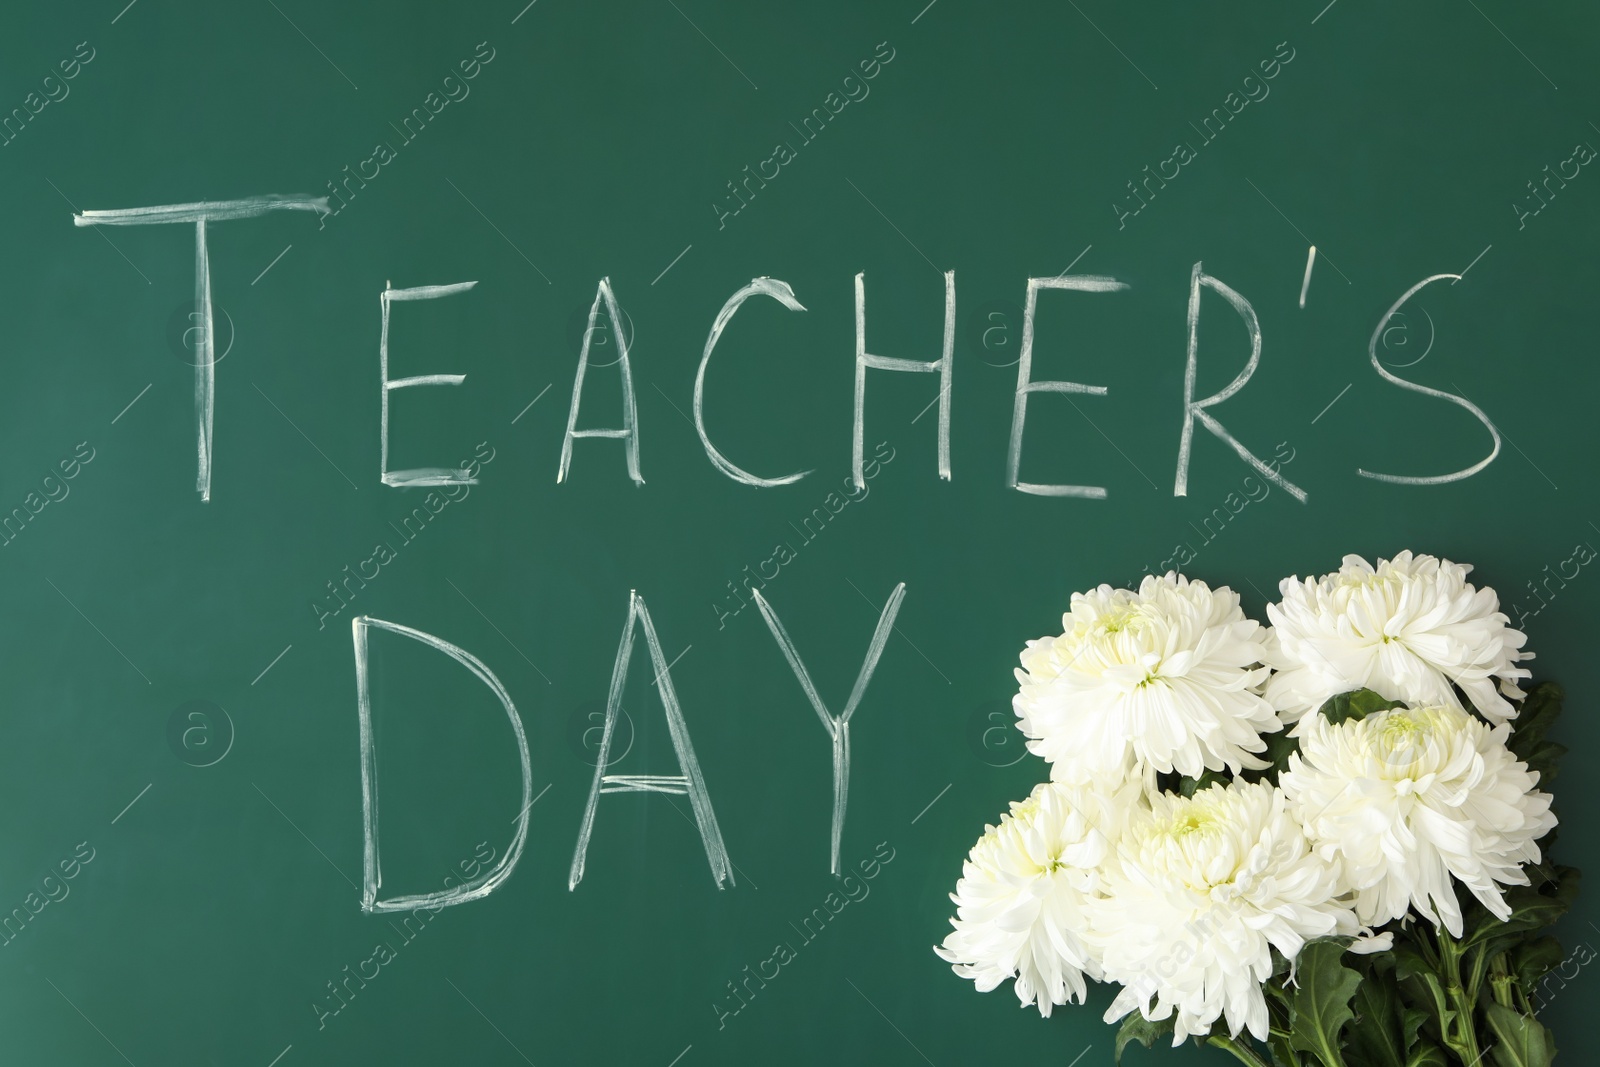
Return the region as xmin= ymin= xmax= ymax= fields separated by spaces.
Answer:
xmin=351 ymin=580 xmax=906 ymax=915
xmin=71 ymin=198 xmax=1503 ymax=504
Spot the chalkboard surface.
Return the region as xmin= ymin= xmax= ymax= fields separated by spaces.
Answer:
xmin=1 ymin=1 xmax=1595 ymax=1063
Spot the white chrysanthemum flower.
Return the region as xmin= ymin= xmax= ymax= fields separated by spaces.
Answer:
xmin=1092 ymin=780 xmax=1356 ymax=1045
xmin=1280 ymin=702 xmax=1556 ymax=937
xmin=1264 ymin=551 xmax=1531 ymax=729
xmin=935 ymin=780 xmax=1140 ymax=1016
xmin=1013 ymin=573 xmax=1281 ymax=784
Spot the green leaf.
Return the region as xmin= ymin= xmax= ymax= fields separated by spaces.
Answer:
xmin=1484 ymin=1001 xmax=1557 ymax=1067
xmin=1460 ymin=872 xmax=1577 ymax=1005
xmin=1404 ymin=1043 xmax=1448 ymax=1067
xmin=1114 ymin=1012 xmax=1175 ymax=1065
xmin=1402 ymin=1008 xmax=1429 ymax=1054
xmin=1392 ymin=944 xmax=1434 ymax=981
xmin=1393 ymin=946 xmax=1454 ymax=1048
xmin=1507 ymin=683 xmax=1563 ymax=753
xmin=1518 ymin=741 xmax=1567 ymax=786
xmin=1347 ymin=967 xmax=1408 ymax=1066
xmin=1461 ymin=867 xmax=1580 ymax=953
xmin=1512 ymin=936 xmax=1565 ymax=995
xmin=1317 ymin=688 xmax=1407 ymax=726
xmin=1286 ymin=938 xmax=1361 ymax=1067
xmin=1178 ymin=769 xmax=1227 ymax=797
xmin=1245 ymin=730 xmax=1302 ymax=785
xmin=1199 ymin=1033 xmax=1275 ymax=1066
xmin=1507 ymin=683 xmax=1565 ymax=785
xmin=1266 ymin=1032 xmax=1302 ymax=1067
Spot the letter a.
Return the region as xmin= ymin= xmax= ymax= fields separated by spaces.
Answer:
xmin=558 ymin=278 xmax=643 ymax=485
xmin=569 ymin=592 xmax=732 ymax=890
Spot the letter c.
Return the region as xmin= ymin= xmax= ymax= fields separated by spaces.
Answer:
xmin=693 ymin=278 xmax=813 ymax=487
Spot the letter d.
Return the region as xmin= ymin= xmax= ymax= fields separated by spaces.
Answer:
xmin=352 ymin=616 xmax=533 ymax=912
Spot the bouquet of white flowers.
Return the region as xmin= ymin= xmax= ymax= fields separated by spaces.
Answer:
xmin=936 ymin=552 xmax=1575 ymax=1067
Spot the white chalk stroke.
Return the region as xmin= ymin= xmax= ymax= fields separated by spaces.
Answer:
xmin=1174 ymin=261 xmax=1308 ymax=503
xmin=559 ymin=278 xmax=643 ymax=486
xmin=1006 ymin=275 xmax=1126 ymax=498
xmin=380 ymin=280 xmax=478 ymax=487
xmin=852 ymin=271 xmax=954 ymax=489
xmin=1357 ymin=273 xmax=1500 ymax=485
xmin=694 ymin=278 xmax=813 ymax=486
xmin=569 ymin=592 xmax=731 ymax=890
xmin=72 ymin=195 xmax=330 ymax=501
xmin=750 ymin=583 xmax=905 ymax=875
xmin=351 ymin=616 xmax=532 ymax=912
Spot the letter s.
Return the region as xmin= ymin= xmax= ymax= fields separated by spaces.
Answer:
xmin=1356 ymin=275 xmax=1500 ymax=486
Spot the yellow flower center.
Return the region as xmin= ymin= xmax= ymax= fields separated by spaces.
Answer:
xmin=1095 ymin=605 xmax=1149 ymax=636
xmin=1379 ymin=715 xmax=1426 ymax=749
xmin=1338 ymin=570 xmax=1397 ymax=591
xmin=1169 ymin=809 xmax=1216 ymax=838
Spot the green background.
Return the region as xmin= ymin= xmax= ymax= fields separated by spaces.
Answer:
xmin=0 ymin=0 xmax=1592 ymax=1063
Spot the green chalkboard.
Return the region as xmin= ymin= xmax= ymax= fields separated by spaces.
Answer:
xmin=0 ymin=0 xmax=1595 ymax=1063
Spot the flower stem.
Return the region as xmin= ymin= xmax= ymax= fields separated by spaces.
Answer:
xmin=1205 ymin=1035 xmax=1274 ymax=1067
xmin=1489 ymin=953 xmax=1519 ymax=1010
xmin=1437 ymin=930 xmax=1484 ymax=1064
